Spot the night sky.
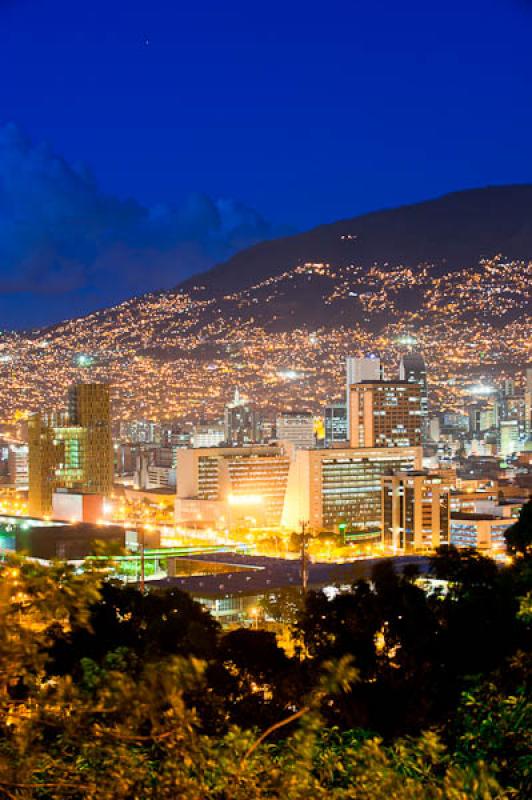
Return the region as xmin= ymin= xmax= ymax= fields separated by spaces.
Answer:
xmin=1 ymin=0 xmax=532 ymax=328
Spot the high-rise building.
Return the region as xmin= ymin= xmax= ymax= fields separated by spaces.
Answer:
xmin=349 ymin=381 xmax=422 ymax=448
xmin=282 ymin=446 xmax=422 ymax=540
xmin=381 ymin=470 xmax=450 ymax=552
xmin=28 ymin=383 xmax=113 ymax=518
xmin=276 ymin=411 xmax=315 ymax=450
xmin=498 ymin=420 xmax=520 ymax=457
xmin=224 ymin=389 xmax=257 ymax=446
xmin=324 ymin=403 xmax=347 ymax=445
xmin=345 ymin=356 xmax=382 ymax=432
xmin=8 ymin=444 xmax=29 ymax=489
xmin=399 ymin=353 xmax=428 ymax=441
xmin=346 ymin=355 xmax=382 ymax=386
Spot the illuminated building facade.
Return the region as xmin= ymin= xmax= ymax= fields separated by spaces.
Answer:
xmin=276 ymin=411 xmax=315 ymax=450
xmin=399 ymin=352 xmax=428 ymax=441
xmin=450 ymin=513 xmax=511 ymax=552
xmin=349 ymin=381 xmax=422 ymax=448
xmin=498 ymin=420 xmax=520 ymax=457
xmin=28 ymin=383 xmax=113 ymax=517
xmin=381 ymin=471 xmax=450 ymax=552
xmin=8 ymin=444 xmax=29 ymax=489
xmin=224 ymin=389 xmax=257 ymax=446
xmin=345 ymin=355 xmax=382 ymax=432
xmin=324 ymin=402 xmax=347 ymax=445
xmin=282 ymin=446 xmax=422 ymax=539
xmin=176 ymin=445 xmax=291 ymax=528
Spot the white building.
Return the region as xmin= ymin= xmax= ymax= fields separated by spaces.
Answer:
xmin=8 ymin=444 xmax=29 ymax=489
xmin=192 ymin=424 xmax=225 ymax=448
xmin=276 ymin=412 xmax=315 ymax=450
xmin=346 ymin=356 xmax=382 ymax=432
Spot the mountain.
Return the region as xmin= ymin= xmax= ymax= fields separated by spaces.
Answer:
xmin=1 ymin=186 xmax=530 ymax=423
xmin=182 ymin=184 xmax=532 ymax=296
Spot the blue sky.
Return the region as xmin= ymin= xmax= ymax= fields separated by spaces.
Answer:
xmin=1 ymin=0 xmax=532 ymax=327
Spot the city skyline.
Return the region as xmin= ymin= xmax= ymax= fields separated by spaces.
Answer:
xmin=0 ymin=4 xmax=530 ymax=796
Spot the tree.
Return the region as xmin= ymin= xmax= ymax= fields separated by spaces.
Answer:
xmin=505 ymin=499 xmax=532 ymax=558
xmin=0 ymin=554 xmax=516 ymax=799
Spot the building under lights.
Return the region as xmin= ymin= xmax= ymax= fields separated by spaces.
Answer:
xmin=224 ymin=389 xmax=257 ymax=446
xmin=175 ymin=445 xmax=291 ymax=529
xmin=28 ymin=383 xmax=113 ymax=518
xmin=399 ymin=352 xmax=428 ymax=441
xmin=450 ymin=513 xmax=511 ymax=552
xmin=349 ymin=381 xmax=422 ymax=448
xmin=281 ymin=446 xmax=422 ymax=540
xmin=381 ymin=470 xmax=450 ymax=552
xmin=275 ymin=411 xmax=315 ymax=450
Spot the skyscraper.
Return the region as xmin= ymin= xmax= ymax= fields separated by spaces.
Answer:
xmin=345 ymin=356 xmax=382 ymax=433
xmin=28 ymin=383 xmax=113 ymax=517
xmin=349 ymin=381 xmax=422 ymax=448
xmin=224 ymin=389 xmax=257 ymax=446
xmin=399 ymin=352 xmax=428 ymax=441
xmin=324 ymin=402 xmax=347 ymax=445
xmin=381 ymin=470 xmax=450 ymax=552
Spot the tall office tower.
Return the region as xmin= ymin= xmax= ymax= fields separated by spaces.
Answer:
xmin=28 ymin=383 xmax=112 ymax=518
xmin=349 ymin=381 xmax=422 ymax=448
xmin=324 ymin=402 xmax=347 ymax=445
xmin=282 ymin=445 xmax=422 ymax=540
xmin=399 ymin=353 xmax=428 ymax=441
xmin=345 ymin=356 xmax=382 ymax=432
xmin=224 ymin=389 xmax=257 ymax=446
xmin=381 ymin=471 xmax=450 ymax=552
xmin=7 ymin=444 xmax=29 ymax=489
xmin=276 ymin=411 xmax=315 ymax=450
xmin=67 ymin=383 xmax=113 ymax=494
xmin=498 ymin=419 xmax=520 ymax=457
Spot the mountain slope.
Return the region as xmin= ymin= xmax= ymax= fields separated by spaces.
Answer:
xmin=181 ymin=184 xmax=532 ymax=297
xmin=0 ymin=186 xmax=530 ymax=424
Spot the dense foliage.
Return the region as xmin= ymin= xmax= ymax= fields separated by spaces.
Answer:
xmin=0 ymin=505 xmax=529 ymax=798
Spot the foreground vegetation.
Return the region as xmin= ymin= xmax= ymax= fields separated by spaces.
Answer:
xmin=0 ymin=502 xmax=530 ymax=798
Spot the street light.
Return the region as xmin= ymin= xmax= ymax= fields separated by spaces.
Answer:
xmin=249 ymin=606 xmax=259 ymax=629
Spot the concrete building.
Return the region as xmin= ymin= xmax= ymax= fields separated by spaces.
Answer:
xmin=450 ymin=513 xmax=512 ymax=552
xmin=175 ymin=445 xmax=291 ymax=529
xmin=381 ymin=471 xmax=450 ymax=552
xmin=282 ymin=446 xmax=422 ymax=540
xmin=345 ymin=355 xmax=382 ymax=432
xmin=8 ymin=444 xmax=29 ymax=489
xmin=192 ymin=424 xmax=225 ymax=449
xmin=324 ymin=402 xmax=347 ymax=445
xmin=28 ymin=383 xmax=113 ymax=518
xmin=52 ymin=491 xmax=104 ymax=524
xmin=499 ymin=420 xmax=520 ymax=457
xmin=224 ymin=389 xmax=257 ymax=446
xmin=399 ymin=352 xmax=428 ymax=441
xmin=349 ymin=381 xmax=422 ymax=448
xmin=276 ymin=411 xmax=315 ymax=450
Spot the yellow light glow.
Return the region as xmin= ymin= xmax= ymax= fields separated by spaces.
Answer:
xmin=227 ymin=494 xmax=264 ymax=506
